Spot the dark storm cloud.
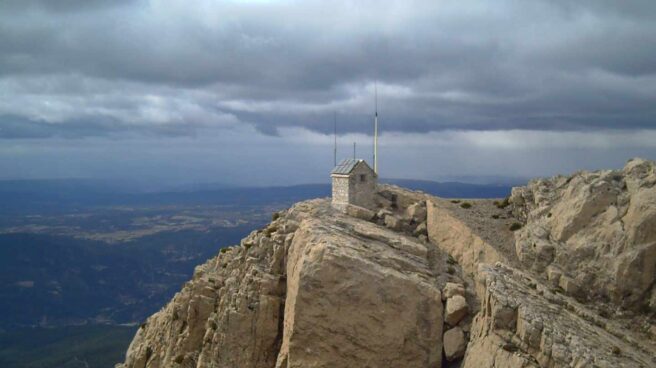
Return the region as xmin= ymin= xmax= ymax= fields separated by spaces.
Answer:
xmin=1 ymin=0 xmax=655 ymax=139
xmin=0 ymin=0 xmax=136 ymax=13
xmin=0 ymin=114 xmax=206 ymax=139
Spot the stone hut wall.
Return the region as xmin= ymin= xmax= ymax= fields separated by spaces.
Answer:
xmin=331 ymin=176 xmax=350 ymax=210
xmin=349 ymin=163 xmax=376 ymax=208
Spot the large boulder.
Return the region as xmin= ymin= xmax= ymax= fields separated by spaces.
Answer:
xmin=384 ymin=214 xmax=404 ymax=231
xmin=118 ymin=200 xmax=446 ymax=368
xmin=406 ymin=201 xmax=427 ymax=223
xmin=276 ymin=217 xmax=444 ymax=367
xmin=443 ymin=327 xmax=466 ymax=361
xmin=442 ymin=282 xmax=465 ymax=300
xmin=413 ymin=221 xmax=428 ymax=237
xmin=345 ymin=204 xmax=375 ymax=221
xmin=445 ymin=295 xmax=468 ymax=326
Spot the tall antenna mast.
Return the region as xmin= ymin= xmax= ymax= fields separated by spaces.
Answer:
xmin=353 ymin=142 xmax=356 ymax=159
xmin=374 ymin=81 xmax=378 ymax=175
xmin=333 ymin=111 xmax=337 ymax=166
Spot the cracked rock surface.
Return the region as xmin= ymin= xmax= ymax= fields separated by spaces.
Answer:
xmin=117 ymin=199 xmax=449 ymax=368
xmin=464 ymin=263 xmax=654 ymax=368
xmin=511 ymin=158 xmax=656 ymax=311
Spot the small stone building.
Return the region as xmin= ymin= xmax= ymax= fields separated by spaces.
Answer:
xmin=331 ymin=158 xmax=377 ymax=211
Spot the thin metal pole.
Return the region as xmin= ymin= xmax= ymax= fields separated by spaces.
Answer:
xmin=334 ymin=111 xmax=337 ymax=166
xmin=374 ymin=82 xmax=378 ymax=175
xmin=353 ymin=142 xmax=356 ymax=159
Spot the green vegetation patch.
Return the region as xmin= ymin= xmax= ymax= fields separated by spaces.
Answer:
xmin=494 ymin=197 xmax=511 ymax=209
xmin=460 ymin=202 xmax=472 ymax=209
xmin=263 ymin=224 xmax=279 ymax=237
xmin=550 ymin=286 xmax=565 ymax=294
xmin=509 ymin=222 xmax=523 ymax=231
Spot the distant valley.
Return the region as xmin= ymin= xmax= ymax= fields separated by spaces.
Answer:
xmin=0 ymin=181 xmax=337 ymax=329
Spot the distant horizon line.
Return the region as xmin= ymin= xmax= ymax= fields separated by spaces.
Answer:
xmin=0 ymin=176 xmax=527 ymax=190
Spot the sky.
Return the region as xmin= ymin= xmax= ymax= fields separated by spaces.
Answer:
xmin=1 ymin=0 xmax=655 ymax=186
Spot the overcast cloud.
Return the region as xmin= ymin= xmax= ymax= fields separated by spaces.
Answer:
xmin=1 ymin=0 xmax=655 ymax=184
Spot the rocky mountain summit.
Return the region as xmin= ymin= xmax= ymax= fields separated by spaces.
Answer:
xmin=511 ymin=158 xmax=656 ymax=312
xmin=117 ymin=159 xmax=656 ymax=368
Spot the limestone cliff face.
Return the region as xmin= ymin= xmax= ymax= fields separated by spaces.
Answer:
xmin=511 ymin=158 xmax=656 ymax=311
xmin=463 ymin=263 xmax=654 ymax=368
xmin=118 ymin=198 xmax=454 ymax=368
xmin=118 ymin=160 xmax=656 ymax=368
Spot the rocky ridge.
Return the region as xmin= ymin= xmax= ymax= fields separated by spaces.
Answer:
xmin=118 ymin=196 xmax=470 ymax=368
xmin=118 ymin=159 xmax=656 ymax=368
xmin=511 ymin=158 xmax=656 ymax=312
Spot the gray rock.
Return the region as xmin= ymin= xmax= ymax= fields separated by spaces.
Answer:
xmin=442 ymin=282 xmax=465 ymax=301
xmin=406 ymin=201 xmax=427 ymax=222
xmin=443 ymin=327 xmax=466 ymax=361
xmin=346 ymin=204 xmax=375 ymax=221
xmin=413 ymin=221 xmax=428 ymax=236
xmin=445 ymin=295 xmax=468 ymax=326
xmin=376 ymin=209 xmax=393 ymax=219
xmin=384 ymin=215 xmax=403 ymax=231
xmin=462 ymin=263 xmax=654 ymax=368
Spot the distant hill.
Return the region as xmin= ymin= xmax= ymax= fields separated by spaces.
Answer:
xmin=381 ymin=178 xmax=516 ymax=198
xmin=0 ymin=181 xmax=330 ymax=215
xmin=0 ymin=178 xmax=515 ymax=215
